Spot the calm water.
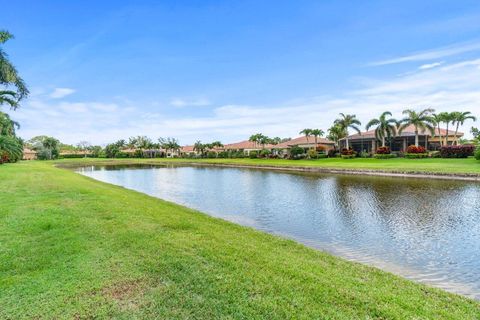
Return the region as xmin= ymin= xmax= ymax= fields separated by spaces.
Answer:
xmin=77 ymin=164 xmax=480 ymax=299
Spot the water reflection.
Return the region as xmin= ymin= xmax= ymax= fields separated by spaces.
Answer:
xmin=77 ymin=164 xmax=480 ymax=299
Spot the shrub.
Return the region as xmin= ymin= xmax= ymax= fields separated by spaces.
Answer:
xmin=359 ymin=151 xmax=371 ymax=158
xmin=259 ymin=149 xmax=271 ymax=158
xmin=475 ymin=147 xmax=480 ymax=160
xmin=290 ymin=146 xmax=304 ymax=158
xmin=317 ymin=153 xmax=328 ymax=159
xmin=292 ymin=154 xmax=306 ymax=160
xmin=307 ymin=149 xmax=317 ymax=159
xmin=439 ymin=145 xmax=475 ymax=158
xmin=376 ymin=146 xmax=391 ymax=154
xmin=405 ymin=153 xmax=429 ymax=159
xmin=315 ymin=145 xmax=326 ymax=152
xmin=249 ymin=151 xmax=258 ymax=159
xmin=341 ymin=148 xmax=355 ymax=156
xmin=207 ymin=151 xmax=217 ymax=158
xmin=341 ymin=154 xmax=355 ymax=159
xmin=373 ymin=153 xmax=397 ymax=159
xmin=327 ymin=149 xmax=337 ymax=158
xmin=217 ymin=151 xmax=228 ymax=158
xmin=406 ymin=145 xmax=426 ymax=154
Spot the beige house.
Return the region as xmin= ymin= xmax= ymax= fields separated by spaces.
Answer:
xmin=22 ymin=148 xmax=37 ymax=160
xmin=274 ymin=136 xmax=335 ymax=153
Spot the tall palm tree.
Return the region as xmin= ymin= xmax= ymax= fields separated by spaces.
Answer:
xmin=432 ymin=113 xmax=446 ymax=147
xmin=299 ymin=128 xmax=312 ymax=143
xmin=452 ymin=111 xmax=477 ymax=145
xmin=310 ymin=129 xmax=325 ymax=148
xmin=399 ymin=108 xmax=435 ymax=147
xmin=249 ymin=133 xmax=261 ymax=148
xmin=0 ymin=31 xmax=29 ymax=103
xmin=0 ymin=111 xmax=19 ymax=136
xmin=0 ymin=90 xmax=19 ymax=109
xmin=439 ymin=112 xmax=456 ymax=146
xmin=334 ymin=113 xmax=361 ymax=149
xmin=193 ymin=140 xmax=205 ymax=156
xmin=42 ymin=137 xmax=59 ymax=160
xmin=327 ymin=125 xmax=347 ymax=149
xmin=365 ymin=111 xmax=397 ymax=147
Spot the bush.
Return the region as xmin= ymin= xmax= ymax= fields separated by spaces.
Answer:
xmin=292 ymin=154 xmax=306 ymax=160
xmin=475 ymin=147 xmax=480 ymax=160
xmin=376 ymin=146 xmax=391 ymax=154
xmin=259 ymin=149 xmax=271 ymax=158
xmin=327 ymin=149 xmax=338 ymax=158
xmin=405 ymin=153 xmax=429 ymax=159
xmin=207 ymin=151 xmax=217 ymax=158
xmin=359 ymin=151 xmax=371 ymax=158
xmin=307 ymin=149 xmax=317 ymax=159
xmin=317 ymin=153 xmax=328 ymax=159
xmin=341 ymin=154 xmax=356 ymax=159
xmin=217 ymin=151 xmax=228 ymax=158
xmin=290 ymin=146 xmax=304 ymax=158
xmin=406 ymin=145 xmax=426 ymax=154
xmin=249 ymin=151 xmax=258 ymax=159
xmin=439 ymin=145 xmax=475 ymax=158
xmin=341 ymin=148 xmax=355 ymax=156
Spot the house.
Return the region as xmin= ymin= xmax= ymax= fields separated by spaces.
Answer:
xmin=22 ymin=148 xmax=37 ymax=160
xmin=180 ymin=145 xmax=199 ymax=157
xmin=340 ymin=124 xmax=463 ymax=153
xmin=273 ymin=136 xmax=335 ymax=156
xmin=221 ymin=140 xmax=275 ymax=155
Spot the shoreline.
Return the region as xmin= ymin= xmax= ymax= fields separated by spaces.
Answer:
xmin=57 ymin=159 xmax=480 ymax=182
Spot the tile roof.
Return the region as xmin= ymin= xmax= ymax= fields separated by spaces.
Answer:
xmin=345 ymin=124 xmax=463 ymax=140
xmin=222 ymin=140 xmax=275 ymax=150
xmin=274 ymin=136 xmax=334 ymax=148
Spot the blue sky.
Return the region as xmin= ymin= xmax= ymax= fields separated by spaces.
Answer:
xmin=3 ymin=0 xmax=480 ymax=144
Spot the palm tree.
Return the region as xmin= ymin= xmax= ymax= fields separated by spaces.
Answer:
xmin=365 ymin=111 xmax=397 ymax=147
xmin=193 ymin=140 xmax=205 ymax=156
xmin=327 ymin=125 xmax=347 ymax=149
xmin=299 ymin=129 xmax=312 ymax=143
xmin=432 ymin=113 xmax=446 ymax=147
xmin=452 ymin=111 xmax=477 ymax=145
xmin=0 ymin=135 xmax=23 ymax=163
xmin=0 ymin=90 xmax=19 ymax=109
xmin=439 ymin=112 xmax=456 ymax=146
xmin=334 ymin=113 xmax=361 ymax=149
xmin=42 ymin=137 xmax=59 ymax=160
xmin=310 ymin=129 xmax=325 ymax=148
xmin=0 ymin=31 xmax=29 ymax=103
xmin=0 ymin=111 xmax=20 ymax=136
xmin=249 ymin=133 xmax=261 ymax=148
xmin=399 ymin=108 xmax=435 ymax=147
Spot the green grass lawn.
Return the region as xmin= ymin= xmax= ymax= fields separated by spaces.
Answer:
xmin=57 ymin=156 xmax=480 ymax=176
xmin=1 ymin=161 xmax=479 ymax=319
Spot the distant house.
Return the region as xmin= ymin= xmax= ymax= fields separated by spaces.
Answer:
xmin=274 ymin=136 xmax=335 ymax=156
xmin=221 ymin=140 xmax=275 ymax=155
xmin=22 ymin=148 xmax=37 ymax=160
xmin=340 ymin=124 xmax=463 ymax=153
xmin=180 ymin=145 xmax=198 ymax=157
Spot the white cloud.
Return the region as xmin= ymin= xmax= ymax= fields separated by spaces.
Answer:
xmin=370 ymin=41 xmax=480 ymax=66
xmin=50 ymin=87 xmax=76 ymax=99
xmin=170 ymin=98 xmax=210 ymax=107
xmin=12 ymin=57 xmax=480 ymax=145
xmin=418 ymin=61 xmax=444 ymax=70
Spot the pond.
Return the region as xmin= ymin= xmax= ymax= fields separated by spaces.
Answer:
xmin=77 ymin=164 xmax=480 ymax=299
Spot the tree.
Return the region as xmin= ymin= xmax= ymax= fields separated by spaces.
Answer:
xmin=0 ymin=111 xmax=19 ymax=136
xmin=334 ymin=113 xmax=361 ymax=149
xmin=310 ymin=129 xmax=325 ymax=148
xmin=0 ymin=31 xmax=29 ymax=106
xmin=327 ymin=124 xmax=347 ymax=149
xmin=299 ymin=129 xmax=312 ymax=143
xmin=105 ymin=143 xmax=120 ymax=158
xmin=432 ymin=113 xmax=446 ymax=147
xmin=0 ymin=135 xmax=23 ymax=163
xmin=193 ymin=140 xmax=206 ymax=157
xmin=249 ymin=133 xmax=262 ymax=148
xmin=398 ymin=108 xmax=435 ymax=147
xmin=159 ymin=137 xmax=180 ymax=157
xmin=365 ymin=111 xmax=397 ymax=147
xmin=0 ymin=90 xmax=18 ymax=109
xmin=452 ymin=111 xmax=477 ymax=145
xmin=42 ymin=137 xmax=60 ymax=160
xmin=76 ymin=141 xmax=91 ymax=157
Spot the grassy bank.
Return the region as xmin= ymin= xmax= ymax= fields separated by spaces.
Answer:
xmin=1 ymin=161 xmax=479 ymax=319
xmin=56 ymin=156 xmax=480 ymax=176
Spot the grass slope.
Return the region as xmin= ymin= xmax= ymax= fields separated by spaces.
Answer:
xmin=1 ymin=161 xmax=479 ymax=319
xmin=56 ymin=157 xmax=480 ymax=176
